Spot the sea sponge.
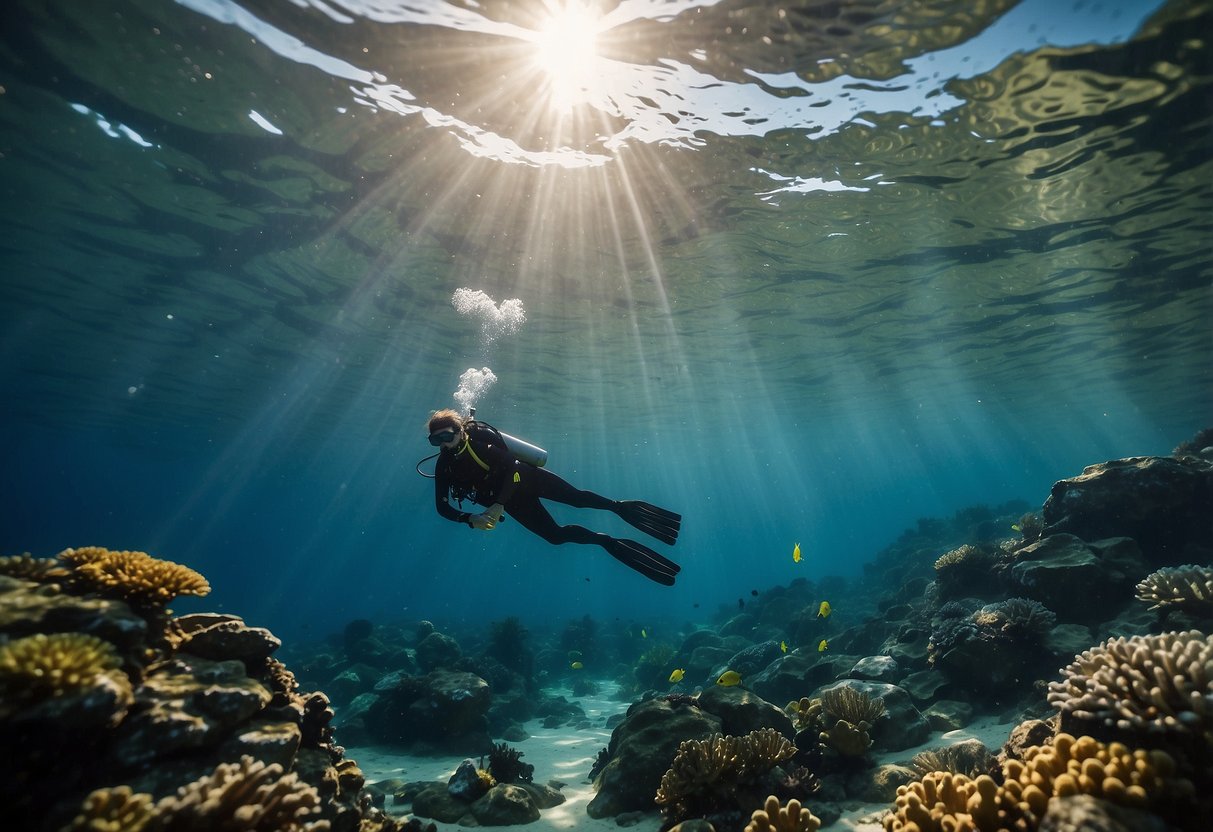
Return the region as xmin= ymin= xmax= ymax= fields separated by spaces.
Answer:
xmin=61 ymin=786 xmax=157 ymax=832
xmin=151 ymin=755 xmax=327 ymax=831
xmin=0 ymin=553 xmax=70 ymax=581
xmin=820 ymin=686 xmax=886 ymax=725
xmin=0 ymin=632 xmax=125 ymax=709
xmin=1046 ymin=630 xmax=1213 ymax=748
xmin=745 ymin=795 xmax=821 ymax=832
xmin=883 ymin=733 xmax=1192 ymax=831
xmin=59 ymin=547 xmax=211 ymax=607
xmin=1135 ymin=566 xmax=1213 ymax=615
xmin=655 ymin=728 xmax=797 ymax=821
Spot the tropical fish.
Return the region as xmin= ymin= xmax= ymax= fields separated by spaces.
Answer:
xmin=669 ymin=668 xmax=685 ymax=683
xmin=817 ymin=601 xmax=831 ymax=619
xmin=570 ymin=661 xmax=584 ymax=670
xmin=716 ymin=670 xmax=742 ymax=687
xmin=817 ymin=639 xmax=829 ymax=653
xmin=793 ymin=542 xmax=802 ymax=563
xmin=641 ymin=629 xmax=647 ymax=639
xmin=780 ymin=640 xmax=788 ymax=653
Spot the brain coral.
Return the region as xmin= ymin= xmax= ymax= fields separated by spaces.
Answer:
xmin=1046 ymin=630 xmax=1213 ymax=748
xmin=1135 ymin=565 xmax=1213 ymax=615
xmin=0 ymin=632 xmax=126 ymax=711
xmin=884 ymin=733 xmax=1192 ymax=831
xmin=745 ymin=795 xmax=821 ymax=832
xmin=59 ymin=547 xmax=211 ymax=607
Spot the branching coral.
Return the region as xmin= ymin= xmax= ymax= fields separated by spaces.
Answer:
xmin=820 ymin=686 xmax=886 ymax=725
xmin=59 ymin=547 xmax=211 ymax=608
xmin=1046 ymin=630 xmax=1213 ymax=748
xmin=0 ymin=632 xmax=128 ymax=714
xmin=1135 ymin=566 xmax=1213 ymax=615
xmin=62 ymin=786 xmax=157 ymax=832
xmin=934 ymin=544 xmax=981 ymax=572
xmin=150 ymin=755 xmax=327 ymax=831
xmin=654 ymin=728 xmax=797 ymax=822
xmin=911 ymin=740 xmax=997 ymax=779
xmin=884 ymin=733 xmax=1192 ymax=831
xmin=744 ymin=795 xmax=821 ymax=832
xmin=0 ymin=553 xmax=70 ymax=581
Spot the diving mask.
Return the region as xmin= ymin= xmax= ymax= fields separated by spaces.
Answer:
xmin=428 ymin=429 xmax=458 ymax=446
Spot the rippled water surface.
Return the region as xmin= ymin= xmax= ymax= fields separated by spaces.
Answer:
xmin=2 ymin=0 xmax=1210 ymax=632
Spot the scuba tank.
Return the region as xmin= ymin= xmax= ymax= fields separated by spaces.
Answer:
xmin=470 ymin=408 xmax=548 ymax=468
xmin=416 ymin=408 xmax=548 ymax=477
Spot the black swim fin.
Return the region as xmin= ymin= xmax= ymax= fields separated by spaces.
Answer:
xmin=614 ymin=500 xmax=681 ymax=545
xmin=603 ymin=537 xmax=681 ymax=586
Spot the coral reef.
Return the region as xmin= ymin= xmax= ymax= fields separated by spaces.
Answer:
xmin=58 ymin=547 xmax=211 ymax=608
xmin=1046 ymin=630 xmax=1213 ymax=752
xmin=1134 ymin=565 xmax=1213 ymax=616
xmin=654 ymin=728 xmax=797 ymax=824
xmin=0 ymin=546 xmax=409 ymax=832
xmin=910 ymin=739 xmax=997 ymax=779
xmin=884 ymin=733 xmax=1193 ymax=831
xmin=0 ymin=632 xmax=128 ymax=712
xmin=744 ymin=795 xmax=821 ymax=832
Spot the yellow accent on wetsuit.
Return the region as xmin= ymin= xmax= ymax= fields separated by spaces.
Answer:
xmin=458 ymin=437 xmax=490 ymax=472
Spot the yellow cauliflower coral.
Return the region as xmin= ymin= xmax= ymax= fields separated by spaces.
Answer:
xmin=746 ymin=795 xmax=821 ymax=832
xmin=61 ymin=786 xmax=156 ymax=832
xmin=59 ymin=547 xmax=211 ymax=607
xmin=0 ymin=632 xmax=121 ymax=702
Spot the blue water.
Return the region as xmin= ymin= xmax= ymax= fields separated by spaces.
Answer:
xmin=2 ymin=0 xmax=1209 ymax=642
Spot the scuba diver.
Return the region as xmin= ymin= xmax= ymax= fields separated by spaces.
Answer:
xmin=424 ymin=408 xmax=682 ymax=585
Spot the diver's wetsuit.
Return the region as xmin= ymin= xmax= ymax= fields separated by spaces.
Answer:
xmin=433 ymin=422 xmax=682 ymax=585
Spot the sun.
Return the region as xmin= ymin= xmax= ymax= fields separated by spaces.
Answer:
xmin=532 ymin=3 xmax=602 ymax=108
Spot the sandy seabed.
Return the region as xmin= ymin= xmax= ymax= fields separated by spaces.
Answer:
xmin=347 ymin=686 xmax=1019 ymax=832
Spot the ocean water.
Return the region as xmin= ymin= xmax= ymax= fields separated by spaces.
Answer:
xmin=1 ymin=0 xmax=1209 ymax=642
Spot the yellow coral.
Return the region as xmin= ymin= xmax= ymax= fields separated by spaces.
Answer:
xmin=61 ymin=786 xmax=156 ymax=832
xmin=883 ymin=733 xmax=1191 ymax=832
xmin=934 ymin=544 xmax=979 ymax=571
xmin=153 ymin=755 xmax=327 ymax=831
xmin=59 ymin=547 xmax=211 ymax=607
xmin=820 ymin=718 xmax=873 ymax=757
xmin=746 ymin=795 xmax=821 ymax=832
xmin=0 ymin=554 xmax=70 ymax=581
xmin=0 ymin=632 xmax=122 ymax=702
xmin=1135 ymin=565 xmax=1213 ymax=614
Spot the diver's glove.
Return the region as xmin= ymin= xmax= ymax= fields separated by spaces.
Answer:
xmin=469 ymin=505 xmax=505 ymax=531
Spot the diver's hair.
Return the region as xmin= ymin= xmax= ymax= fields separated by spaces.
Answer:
xmin=427 ymin=408 xmax=466 ymax=434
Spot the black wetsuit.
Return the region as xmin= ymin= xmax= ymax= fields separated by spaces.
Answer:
xmin=433 ymin=422 xmax=613 ymax=546
xmin=432 ymin=422 xmax=683 ymax=585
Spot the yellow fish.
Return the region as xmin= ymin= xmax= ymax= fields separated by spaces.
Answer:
xmin=668 ymin=668 xmax=685 ymax=684
xmin=780 ymin=640 xmax=788 ymax=653
xmin=641 ymin=629 xmax=647 ymax=639
xmin=792 ymin=542 xmax=802 ymax=563
xmin=716 ymin=670 xmax=743 ymax=687
xmin=817 ymin=601 xmax=831 ymax=619
xmin=570 ymin=661 xmax=584 ymax=670
xmin=817 ymin=639 xmax=829 ymax=653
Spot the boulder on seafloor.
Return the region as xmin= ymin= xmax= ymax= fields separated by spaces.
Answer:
xmin=587 ymin=696 xmax=723 ymax=818
xmin=365 ymin=669 xmax=492 ymax=752
xmin=695 ymin=684 xmax=794 ymax=738
xmin=172 ymin=613 xmax=282 ymax=668
xmin=1007 ymin=534 xmax=1140 ymax=625
xmin=848 ymin=655 xmax=901 ymax=683
xmin=472 ymin=783 xmax=542 ymax=825
xmin=1042 ymin=455 xmax=1213 ymax=565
